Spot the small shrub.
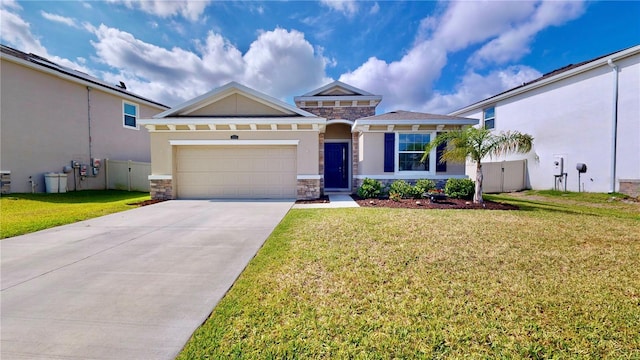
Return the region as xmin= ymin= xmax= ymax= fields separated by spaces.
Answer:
xmin=357 ymin=178 xmax=383 ymax=199
xmin=389 ymin=180 xmax=413 ymax=199
xmin=413 ymin=179 xmax=436 ymax=198
xmin=445 ymin=178 xmax=475 ymax=199
xmin=389 ymin=192 xmax=402 ymax=202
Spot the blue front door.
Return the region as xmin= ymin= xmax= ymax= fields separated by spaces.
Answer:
xmin=324 ymin=143 xmax=349 ymax=189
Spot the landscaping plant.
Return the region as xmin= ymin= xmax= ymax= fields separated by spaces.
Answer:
xmin=445 ymin=178 xmax=475 ymax=199
xmin=388 ymin=180 xmax=413 ymax=199
xmin=422 ymin=127 xmax=533 ymax=203
xmin=357 ymin=178 xmax=383 ymax=199
xmin=413 ymin=179 xmax=437 ymax=198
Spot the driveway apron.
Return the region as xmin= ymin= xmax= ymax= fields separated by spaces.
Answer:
xmin=1 ymin=200 xmax=293 ymax=360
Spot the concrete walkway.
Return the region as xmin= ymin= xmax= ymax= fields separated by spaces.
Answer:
xmin=292 ymin=194 xmax=360 ymax=209
xmin=1 ymin=200 xmax=293 ymax=360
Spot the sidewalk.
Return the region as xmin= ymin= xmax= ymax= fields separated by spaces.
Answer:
xmin=292 ymin=194 xmax=360 ymax=209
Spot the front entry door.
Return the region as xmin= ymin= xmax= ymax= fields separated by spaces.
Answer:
xmin=324 ymin=142 xmax=349 ymax=189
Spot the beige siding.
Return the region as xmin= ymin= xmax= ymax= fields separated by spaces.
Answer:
xmin=325 ymin=123 xmax=351 ymax=139
xmin=359 ymin=132 xmax=386 ymax=175
xmin=149 ymin=131 xmax=319 ymax=176
xmin=187 ymin=94 xmax=289 ymax=116
xmin=0 ymin=59 xmax=165 ymax=193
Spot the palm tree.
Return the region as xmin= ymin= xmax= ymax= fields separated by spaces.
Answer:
xmin=422 ymin=127 xmax=533 ymax=204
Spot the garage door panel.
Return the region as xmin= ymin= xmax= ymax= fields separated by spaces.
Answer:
xmin=176 ymin=146 xmax=297 ymax=199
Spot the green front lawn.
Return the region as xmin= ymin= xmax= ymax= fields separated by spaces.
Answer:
xmin=179 ymin=192 xmax=639 ymax=359
xmin=0 ymin=190 xmax=150 ymax=239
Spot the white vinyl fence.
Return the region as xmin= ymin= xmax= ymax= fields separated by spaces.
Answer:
xmin=468 ymin=160 xmax=527 ymax=193
xmin=105 ymin=160 xmax=151 ymax=192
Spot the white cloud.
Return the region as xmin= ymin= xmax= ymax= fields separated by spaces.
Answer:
xmin=370 ymin=2 xmax=380 ymax=15
xmin=1 ymin=8 xmax=46 ymax=54
xmin=88 ymin=24 xmax=331 ymax=105
xmin=340 ymin=41 xmax=447 ymax=111
xmin=320 ymin=0 xmax=358 ymax=17
xmin=106 ymin=0 xmax=211 ymax=21
xmin=339 ymin=0 xmax=586 ymax=113
xmin=432 ymin=1 xmax=537 ymax=51
xmin=1 ymin=7 xmax=91 ymax=74
xmin=41 ymin=11 xmax=80 ymax=28
xmin=469 ymin=1 xmax=585 ymax=67
xmin=423 ymin=66 xmax=542 ymax=114
xmin=1 ymin=0 xmax=21 ymax=10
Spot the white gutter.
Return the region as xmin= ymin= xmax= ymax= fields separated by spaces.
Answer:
xmin=607 ymin=59 xmax=619 ymax=193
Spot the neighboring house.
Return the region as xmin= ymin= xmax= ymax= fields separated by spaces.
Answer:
xmin=140 ymin=81 xmax=477 ymax=200
xmin=450 ymin=45 xmax=640 ymax=196
xmin=0 ymin=44 xmax=169 ymax=193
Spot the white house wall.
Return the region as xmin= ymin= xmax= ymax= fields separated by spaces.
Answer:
xmin=456 ymin=52 xmax=639 ymax=193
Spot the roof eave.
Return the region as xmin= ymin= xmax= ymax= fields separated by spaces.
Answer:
xmin=155 ymin=81 xmax=318 ymax=119
xmin=294 ymin=95 xmax=382 ymax=102
xmin=139 ymin=116 xmax=327 ymax=126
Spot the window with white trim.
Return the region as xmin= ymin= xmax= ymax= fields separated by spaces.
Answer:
xmin=123 ymin=101 xmax=138 ymax=129
xmin=398 ymin=133 xmax=430 ymax=171
xmin=483 ymin=107 xmax=495 ymax=129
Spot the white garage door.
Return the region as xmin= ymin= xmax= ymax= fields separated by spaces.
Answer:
xmin=176 ymin=145 xmax=297 ymax=199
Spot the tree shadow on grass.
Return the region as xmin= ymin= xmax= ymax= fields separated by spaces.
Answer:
xmin=1 ymin=190 xmax=148 ymax=204
xmin=486 ymin=195 xmax=640 ymax=220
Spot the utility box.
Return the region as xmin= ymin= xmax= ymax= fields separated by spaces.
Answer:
xmin=553 ymin=155 xmax=565 ymax=175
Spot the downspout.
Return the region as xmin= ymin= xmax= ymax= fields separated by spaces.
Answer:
xmin=87 ymin=86 xmax=93 ymax=161
xmin=607 ymin=59 xmax=619 ymax=193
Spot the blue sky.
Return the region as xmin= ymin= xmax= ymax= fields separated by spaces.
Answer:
xmin=1 ymin=0 xmax=638 ymax=113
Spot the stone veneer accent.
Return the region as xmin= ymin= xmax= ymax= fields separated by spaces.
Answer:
xmin=297 ymin=179 xmax=321 ymax=200
xmin=351 ymin=133 xmax=359 ymax=191
xmin=619 ymin=179 xmax=640 ymax=198
xmin=318 ymin=133 xmax=325 ymax=195
xmin=150 ymin=179 xmax=174 ymax=200
xmin=300 ymin=106 xmax=375 ymax=121
xmin=1 ymin=171 xmax=11 ymax=194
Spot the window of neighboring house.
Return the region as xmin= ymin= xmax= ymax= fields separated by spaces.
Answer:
xmin=398 ymin=133 xmax=431 ymax=171
xmin=483 ymin=107 xmax=495 ymax=129
xmin=123 ymin=101 xmax=138 ymax=129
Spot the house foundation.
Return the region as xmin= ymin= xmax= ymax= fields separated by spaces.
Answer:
xmin=150 ymin=178 xmax=174 ymax=200
xmin=297 ymin=178 xmax=321 ymax=200
xmin=619 ymin=179 xmax=640 ymax=198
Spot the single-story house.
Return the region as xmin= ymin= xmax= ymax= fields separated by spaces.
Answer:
xmin=450 ymin=45 xmax=640 ymax=196
xmin=140 ymin=81 xmax=478 ymax=200
xmin=0 ymin=44 xmax=169 ymax=193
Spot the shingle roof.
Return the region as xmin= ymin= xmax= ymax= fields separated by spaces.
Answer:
xmin=0 ymin=44 xmax=168 ymax=109
xmin=359 ymin=110 xmax=474 ymax=121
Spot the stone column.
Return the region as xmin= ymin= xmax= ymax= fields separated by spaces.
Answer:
xmin=318 ymin=133 xmax=325 ymax=195
xmin=351 ymin=132 xmax=359 ymax=193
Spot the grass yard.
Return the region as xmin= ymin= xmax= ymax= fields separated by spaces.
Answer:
xmin=179 ymin=191 xmax=639 ymax=359
xmin=0 ymin=190 xmax=150 ymax=239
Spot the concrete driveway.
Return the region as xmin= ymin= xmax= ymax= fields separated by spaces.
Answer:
xmin=1 ymin=200 xmax=293 ymax=360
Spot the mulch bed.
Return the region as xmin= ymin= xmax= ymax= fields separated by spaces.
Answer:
xmin=128 ymin=199 xmax=166 ymax=207
xmin=352 ymin=195 xmax=518 ymax=210
xmin=295 ymin=195 xmax=330 ymax=204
